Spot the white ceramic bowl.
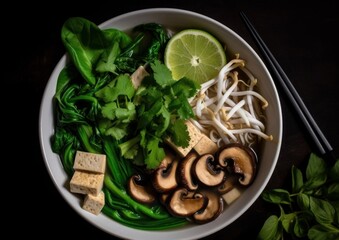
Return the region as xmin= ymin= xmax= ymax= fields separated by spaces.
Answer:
xmin=39 ymin=8 xmax=282 ymax=240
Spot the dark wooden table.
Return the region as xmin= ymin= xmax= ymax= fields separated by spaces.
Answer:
xmin=12 ymin=0 xmax=338 ymax=239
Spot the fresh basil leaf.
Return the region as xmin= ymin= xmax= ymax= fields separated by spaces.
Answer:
xmin=306 ymin=153 xmax=327 ymax=181
xmin=330 ymin=200 xmax=339 ymax=225
xmin=259 ymin=153 xmax=339 ymax=240
xmin=293 ymin=216 xmax=309 ymax=238
xmin=327 ymin=183 xmax=339 ymax=200
xmin=308 ymin=224 xmax=339 ymax=240
xmin=303 ymin=173 xmax=327 ymax=191
xmin=310 ymin=196 xmax=335 ymax=224
xmin=281 ymin=212 xmax=296 ymax=233
xmin=329 ymin=159 xmax=339 ymax=181
xmin=257 ymin=215 xmax=282 ymax=240
xmin=297 ymin=193 xmax=310 ymax=211
xmin=291 ymin=165 xmax=303 ymax=193
xmin=262 ymin=189 xmax=291 ymax=204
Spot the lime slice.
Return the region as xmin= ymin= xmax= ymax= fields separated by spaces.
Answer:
xmin=164 ymin=29 xmax=226 ymax=84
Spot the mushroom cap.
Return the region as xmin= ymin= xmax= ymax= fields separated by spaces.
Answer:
xmin=217 ymin=174 xmax=239 ymax=194
xmin=127 ymin=174 xmax=157 ymax=204
xmin=178 ymin=152 xmax=199 ymax=191
xmin=191 ymin=189 xmax=224 ymax=224
xmin=158 ymin=147 xmax=176 ymax=169
xmin=193 ymin=153 xmax=225 ymax=187
xmin=217 ymin=143 xmax=257 ymax=186
xmin=152 ymin=157 xmax=179 ymax=193
xmin=159 ymin=192 xmax=171 ymax=205
xmin=166 ymin=188 xmax=207 ymax=217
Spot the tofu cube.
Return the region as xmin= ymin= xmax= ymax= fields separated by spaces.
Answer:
xmin=82 ymin=191 xmax=105 ymax=215
xmin=165 ymin=120 xmax=203 ymax=157
xmin=222 ymin=187 xmax=243 ymax=205
xmin=194 ymin=134 xmax=218 ymax=155
xmin=73 ymin=151 xmax=106 ymax=174
xmin=70 ymin=171 xmax=104 ymax=195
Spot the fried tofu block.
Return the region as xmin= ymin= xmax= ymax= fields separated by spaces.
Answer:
xmin=193 ymin=134 xmax=218 ymax=155
xmin=222 ymin=187 xmax=243 ymax=205
xmin=165 ymin=120 xmax=203 ymax=157
xmin=73 ymin=151 xmax=106 ymax=174
xmin=70 ymin=171 xmax=104 ymax=196
xmin=83 ymin=191 xmax=105 ymax=215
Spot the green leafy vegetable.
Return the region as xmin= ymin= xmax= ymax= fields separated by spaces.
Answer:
xmin=61 ymin=18 xmax=170 ymax=85
xmin=117 ymin=60 xmax=200 ymax=169
xmin=258 ymin=153 xmax=339 ymax=240
xmin=52 ymin=17 xmax=195 ymax=230
xmin=61 ymin=17 xmax=132 ymax=85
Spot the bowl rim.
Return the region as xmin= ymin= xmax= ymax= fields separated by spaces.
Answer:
xmin=39 ymin=7 xmax=283 ymax=240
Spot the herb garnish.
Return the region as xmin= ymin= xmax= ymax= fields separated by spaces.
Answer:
xmin=258 ymin=153 xmax=339 ymax=240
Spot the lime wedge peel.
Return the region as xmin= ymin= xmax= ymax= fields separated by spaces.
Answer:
xmin=164 ymin=29 xmax=227 ymax=84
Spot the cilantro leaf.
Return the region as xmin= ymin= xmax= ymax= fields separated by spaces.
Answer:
xmin=168 ymin=119 xmax=190 ymax=148
xmin=151 ymin=59 xmax=175 ymax=87
xmin=95 ymin=74 xmax=135 ymax=102
xmin=143 ymin=136 xmax=166 ymax=169
xmin=117 ymin=61 xmax=199 ymax=169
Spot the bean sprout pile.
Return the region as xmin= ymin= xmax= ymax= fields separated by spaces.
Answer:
xmin=189 ymin=54 xmax=273 ymax=149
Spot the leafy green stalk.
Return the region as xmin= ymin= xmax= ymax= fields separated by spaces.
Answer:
xmin=53 ymin=17 xmax=192 ymax=230
xmin=77 ymin=124 xmax=101 ymax=153
xmin=118 ymin=135 xmax=141 ymax=159
xmin=104 ymin=175 xmax=170 ymax=220
xmin=102 ymin=205 xmax=188 ymax=230
xmin=102 ymin=136 xmax=134 ymax=187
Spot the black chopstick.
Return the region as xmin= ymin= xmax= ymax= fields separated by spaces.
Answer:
xmin=239 ymin=11 xmax=335 ymax=162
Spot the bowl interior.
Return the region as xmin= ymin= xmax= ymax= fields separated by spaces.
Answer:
xmin=39 ymin=8 xmax=282 ymax=240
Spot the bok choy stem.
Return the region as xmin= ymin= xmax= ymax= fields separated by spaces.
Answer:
xmin=104 ymin=175 xmax=169 ymax=220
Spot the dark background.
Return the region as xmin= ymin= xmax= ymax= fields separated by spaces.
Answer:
xmin=9 ymin=0 xmax=338 ymax=239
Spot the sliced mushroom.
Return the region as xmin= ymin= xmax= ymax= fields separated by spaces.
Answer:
xmin=178 ymin=152 xmax=199 ymax=191
xmin=217 ymin=143 xmax=257 ymax=186
xmin=159 ymin=192 xmax=171 ymax=205
xmin=152 ymin=155 xmax=179 ymax=193
xmin=157 ymin=148 xmax=176 ymax=169
xmin=191 ymin=190 xmax=224 ymax=224
xmin=166 ymin=188 xmax=206 ymax=217
xmin=193 ymin=153 xmax=225 ymax=187
xmin=127 ymin=174 xmax=157 ymax=204
xmin=217 ymin=174 xmax=239 ymax=194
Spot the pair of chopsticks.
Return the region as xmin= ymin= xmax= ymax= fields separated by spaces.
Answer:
xmin=239 ymin=11 xmax=336 ymax=163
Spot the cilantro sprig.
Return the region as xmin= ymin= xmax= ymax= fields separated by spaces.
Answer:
xmin=258 ymin=153 xmax=339 ymax=240
xmin=116 ymin=60 xmax=199 ymax=169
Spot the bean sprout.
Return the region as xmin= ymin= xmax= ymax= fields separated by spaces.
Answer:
xmin=189 ymin=56 xmax=273 ymax=147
